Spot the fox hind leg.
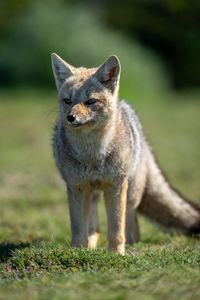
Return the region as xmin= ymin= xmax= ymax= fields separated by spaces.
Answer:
xmin=125 ymin=171 xmax=147 ymax=245
xmin=126 ymin=206 xmax=140 ymax=245
xmin=88 ymin=191 xmax=100 ymax=249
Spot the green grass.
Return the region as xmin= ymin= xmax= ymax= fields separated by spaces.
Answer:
xmin=0 ymin=88 xmax=200 ymax=299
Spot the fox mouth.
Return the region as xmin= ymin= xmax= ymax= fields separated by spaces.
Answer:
xmin=70 ymin=123 xmax=83 ymax=127
xmin=67 ymin=119 xmax=94 ymax=127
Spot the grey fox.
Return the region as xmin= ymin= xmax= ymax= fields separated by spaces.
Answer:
xmin=51 ymin=53 xmax=200 ymax=254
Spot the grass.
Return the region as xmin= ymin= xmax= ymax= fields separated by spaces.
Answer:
xmin=0 ymin=88 xmax=200 ymax=299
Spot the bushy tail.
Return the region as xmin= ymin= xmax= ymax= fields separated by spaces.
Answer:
xmin=138 ymin=149 xmax=200 ymax=236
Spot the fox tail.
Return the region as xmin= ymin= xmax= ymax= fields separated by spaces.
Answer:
xmin=138 ymin=150 xmax=200 ymax=236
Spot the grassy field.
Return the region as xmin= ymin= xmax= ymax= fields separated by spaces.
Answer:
xmin=0 ymin=88 xmax=200 ymax=300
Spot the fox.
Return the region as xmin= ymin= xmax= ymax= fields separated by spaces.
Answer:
xmin=51 ymin=53 xmax=200 ymax=254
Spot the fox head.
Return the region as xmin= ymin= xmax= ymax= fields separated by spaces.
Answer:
xmin=51 ymin=53 xmax=121 ymax=129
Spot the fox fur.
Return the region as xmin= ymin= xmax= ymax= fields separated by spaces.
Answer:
xmin=51 ymin=53 xmax=200 ymax=254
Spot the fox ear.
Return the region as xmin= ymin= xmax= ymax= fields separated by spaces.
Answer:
xmin=94 ymin=55 xmax=121 ymax=94
xmin=51 ymin=53 xmax=74 ymax=90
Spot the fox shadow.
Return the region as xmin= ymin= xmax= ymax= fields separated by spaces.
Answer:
xmin=0 ymin=241 xmax=31 ymax=262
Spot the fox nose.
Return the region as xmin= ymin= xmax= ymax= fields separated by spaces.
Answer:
xmin=67 ymin=114 xmax=76 ymax=123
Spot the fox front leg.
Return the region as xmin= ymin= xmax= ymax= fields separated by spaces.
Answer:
xmin=104 ymin=179 xmax=128 ymax=255
xmin=67 ymin=184 xmax=91 ymax=248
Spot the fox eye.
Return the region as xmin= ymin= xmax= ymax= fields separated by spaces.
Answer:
xmin=63 ymin=98 xmax=72 ymax=104
xmin=85 ymin=98 xmax=97 ymax=105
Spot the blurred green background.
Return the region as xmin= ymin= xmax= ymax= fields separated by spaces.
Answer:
xmin=1 ymin=0 xmax=200 ymax=90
